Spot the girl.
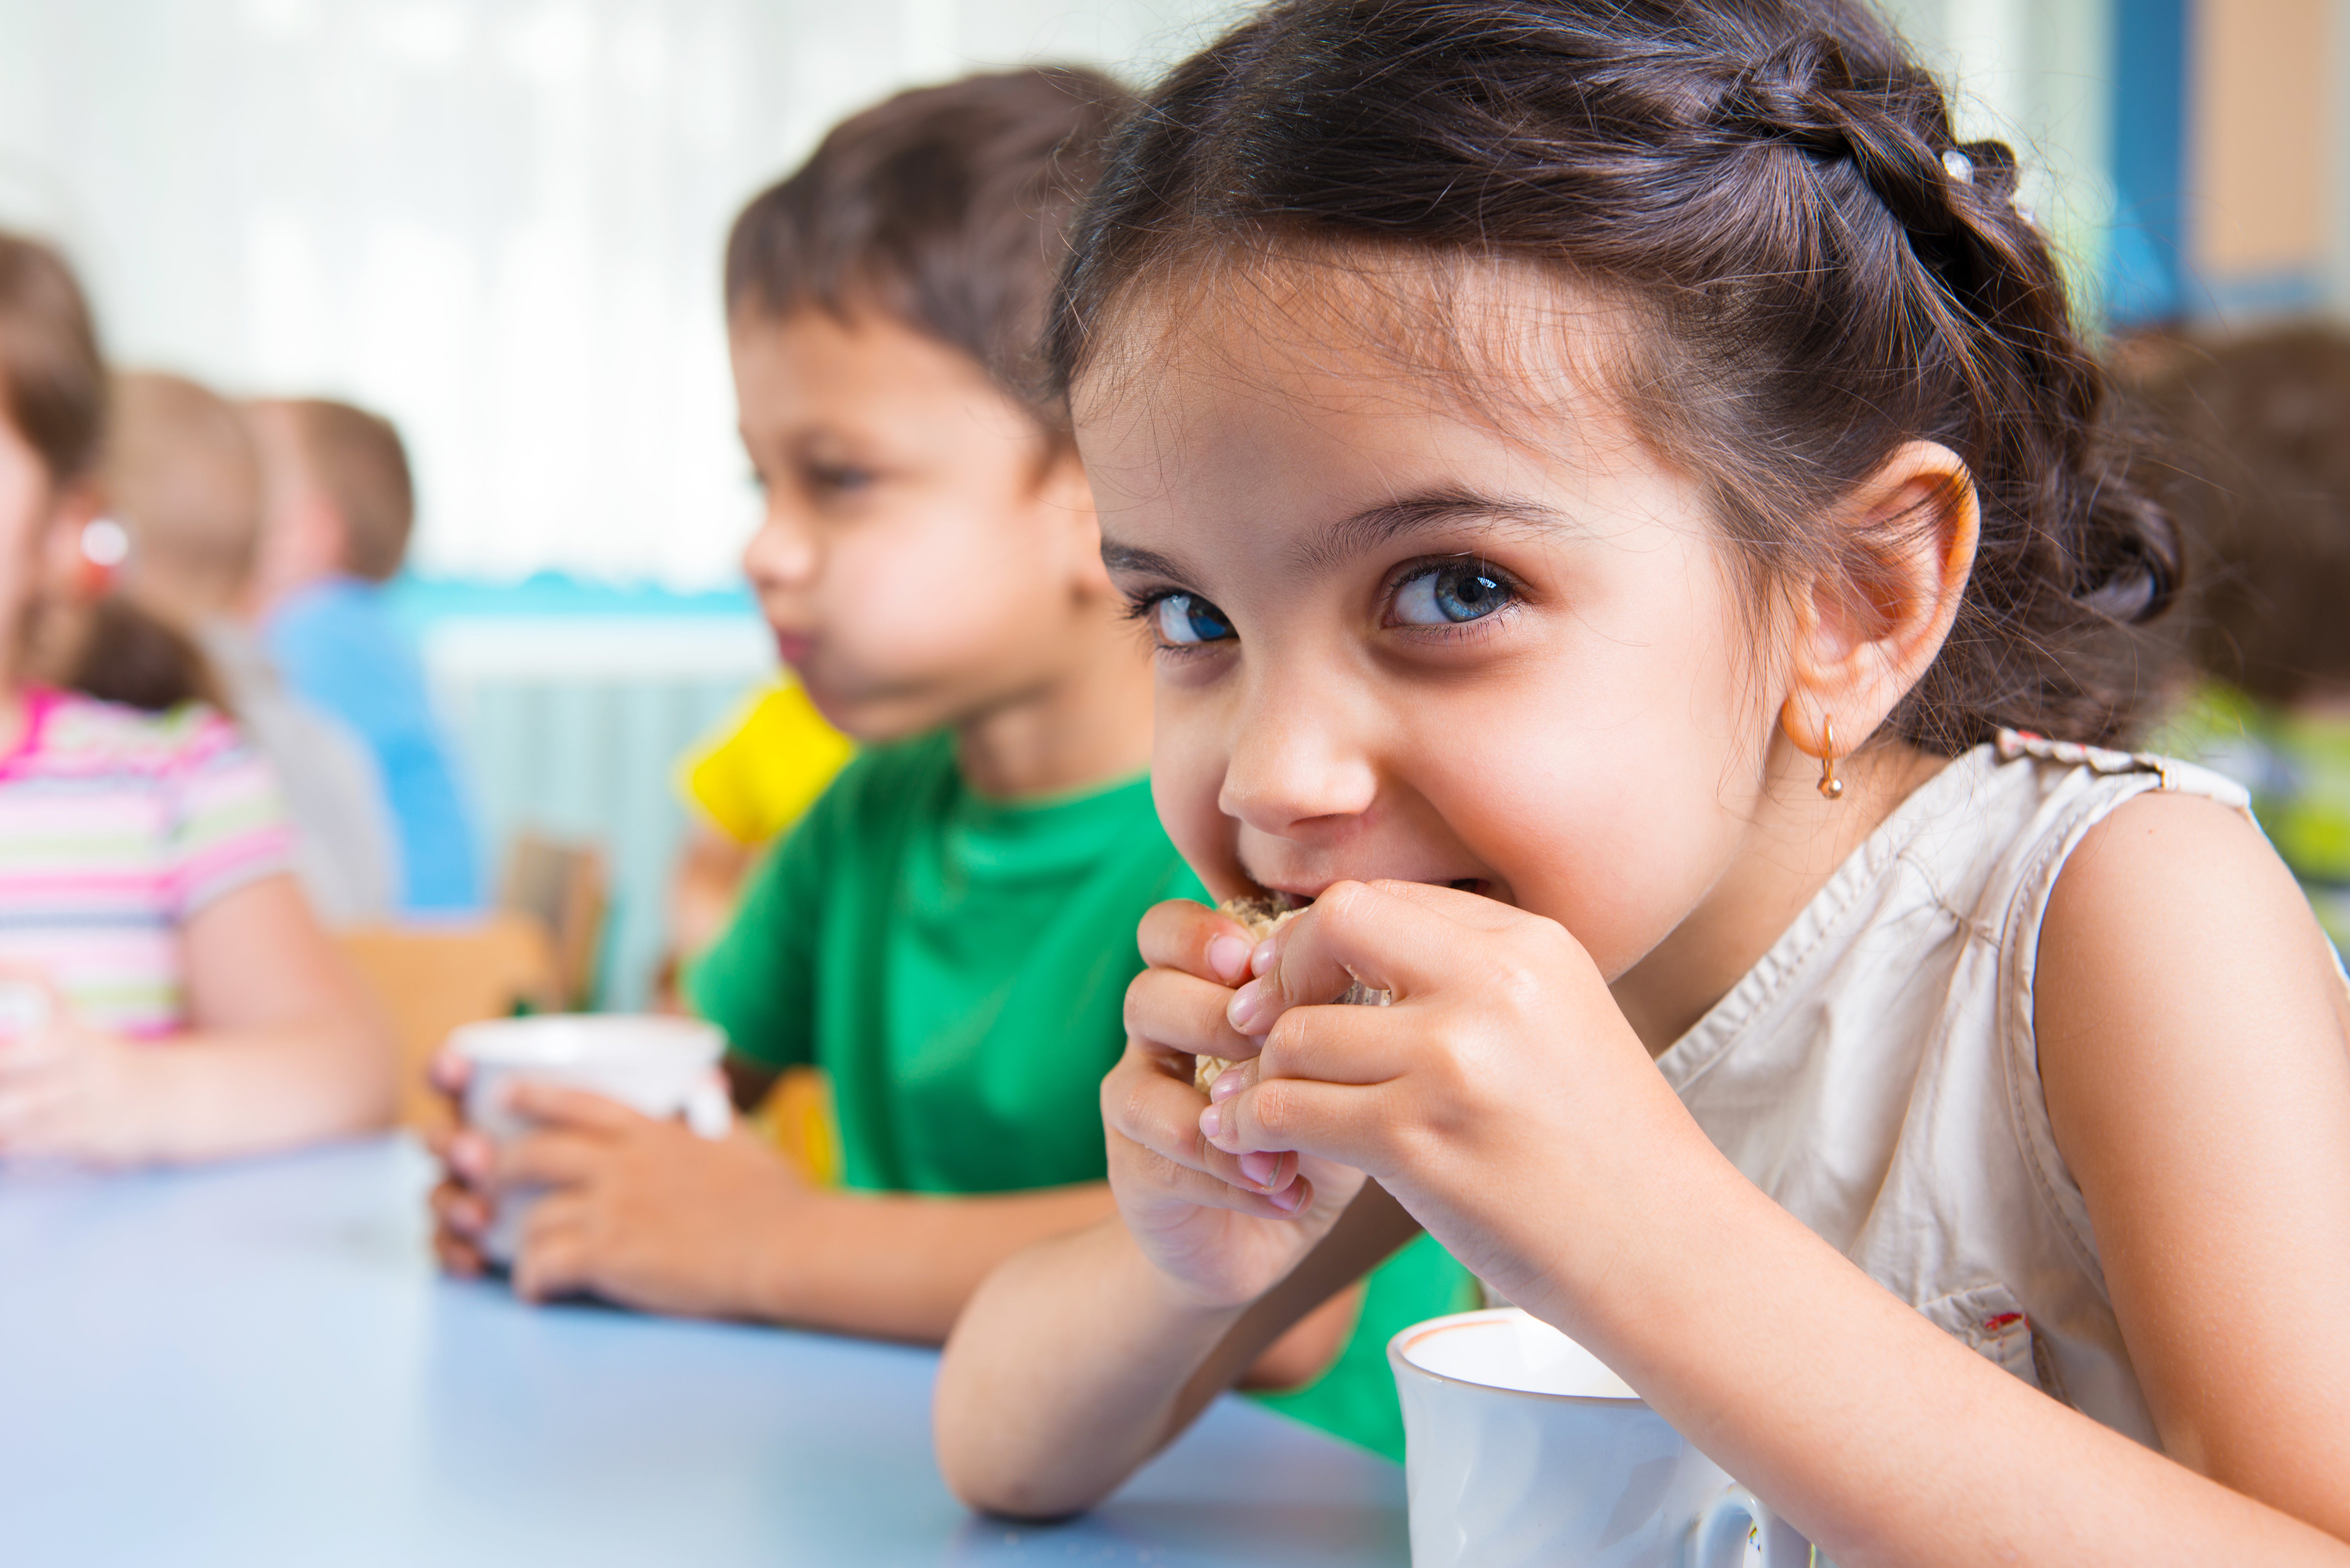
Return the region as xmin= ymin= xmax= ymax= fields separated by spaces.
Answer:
xmin=933 ymin=1 xmax=2350 ymax=1561
xmin=0 ymin=231 xmax=390 ymax=1165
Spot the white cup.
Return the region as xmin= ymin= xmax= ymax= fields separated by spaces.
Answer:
xmin=448 ymin=1014 xmax=732 ymax=1267
xmin=1390 ymin=1308 xmax=1814 ymax=1568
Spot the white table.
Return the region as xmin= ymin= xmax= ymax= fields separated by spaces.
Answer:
xmin=0 ymin=1137 xmax=1407 ymax=1566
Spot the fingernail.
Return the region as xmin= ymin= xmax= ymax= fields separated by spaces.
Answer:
xmin=1238 ymin=1150 xmax=1279 ymax=1187
xmin=1198 ymin=1104 xmax=1222 ymax=1139
xmin=1268 ymin=1182 xmax=1306 ymax=1214
xmin=1251 ymin=939 xmax=1278 ymax=977
xmin=1207 ymin=934 xmax=1251 ymax=985
xmin=451 ymin=1133 xmax=488 ymax=1178
xmin=1227 ymin=979 xmax=1267 ymax=1035
xmin=1209 ymin=1067 xmax=1246 ymax=1104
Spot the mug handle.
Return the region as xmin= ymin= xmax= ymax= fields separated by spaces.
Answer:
xmin=1688 ymin=1484 xmax=1813 ymax=1568
xmin=683 ymin=1071 xmax=734 ymax=1140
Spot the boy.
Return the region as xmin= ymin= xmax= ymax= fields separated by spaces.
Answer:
xmin=243 ymin=397 xmax=480 ymax=912
xmin=105 ymin=372 xmax=396 ymax=926
xmin=432 ymin=70 xmax=1463 ymax=1454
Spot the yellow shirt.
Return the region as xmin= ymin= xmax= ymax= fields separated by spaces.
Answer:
xmin=677 ymin=680 xmax=857 ymax=847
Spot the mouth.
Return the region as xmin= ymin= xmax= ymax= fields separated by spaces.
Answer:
xmin=771 ymin=630 xmax=814 ymax=669
xmin=1238 ymin=874 xmax=1497 ymax=907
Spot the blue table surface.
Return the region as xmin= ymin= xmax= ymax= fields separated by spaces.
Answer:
xmin=0 ymin=1136 xmax=1407 ymax=1567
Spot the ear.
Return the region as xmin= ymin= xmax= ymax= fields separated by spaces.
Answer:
xmin=1778 ymin=440 xmax=1980 ymax=763
xmin=36 ymin=481 xmax=107 ymax=599
xmin=1037 ymin=443 xmax=1112 ymax=597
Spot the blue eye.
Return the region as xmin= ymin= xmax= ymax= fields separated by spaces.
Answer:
xmin=1393 ymin=561 xmax=1511 ymax=625
xmin=1151 ymin=593 xmax=1235 ymax=647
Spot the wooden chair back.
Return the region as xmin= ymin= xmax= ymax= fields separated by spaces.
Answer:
xmin=337 ymin=913 xmax=561 ymax=1133
xmin=498 ymin=833 xmax=609 ymax=1010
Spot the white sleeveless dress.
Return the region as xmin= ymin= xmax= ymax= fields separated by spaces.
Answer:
xmin=1656 ymin=732 xmax=2256 ymax=1450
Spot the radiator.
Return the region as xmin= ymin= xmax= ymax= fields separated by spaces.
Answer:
xmin=421 ymin=616 xmax=776 ymax=1011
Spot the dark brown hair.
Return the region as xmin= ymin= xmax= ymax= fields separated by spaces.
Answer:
xmin=725 ymin=67 xmax=1135 ymax=435
xmin=1050 ymin=0 xmax=2181 ymax=751
xmin=257 ymin=398 xmax=414 ymax=582
xmin=2133 ymin=327 xmax=2350 ymax=707
xmin=0 ymin=231 xmax=216 ymax=712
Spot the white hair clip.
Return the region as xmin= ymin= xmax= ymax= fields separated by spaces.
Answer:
xmin=1941 ymin=148 xmax=1974 ymax=185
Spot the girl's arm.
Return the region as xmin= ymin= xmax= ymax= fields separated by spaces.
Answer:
xmin=934 ymin=897 xmax=1415 ymax=1514
xmin=938 ymin=1177 xmax=1419 ymax=1517
xmin=0 ymin=873 xmax=393 ymax=1165
xmin=1206 ymin=844 xmax=2350 ymax=1567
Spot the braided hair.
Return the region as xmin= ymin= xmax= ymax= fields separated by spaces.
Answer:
xmin=1049 ymin=0 xmax=2180 ymax=751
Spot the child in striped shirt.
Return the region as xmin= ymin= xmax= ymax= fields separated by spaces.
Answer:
xmin=0 ymin=231 xmax=391 ymax=1165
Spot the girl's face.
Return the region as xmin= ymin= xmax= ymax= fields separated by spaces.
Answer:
xmin=1078 ymin=264 xmax=1794 ymax=986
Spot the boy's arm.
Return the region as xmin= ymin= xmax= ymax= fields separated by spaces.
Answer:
xmin=936 ymin=1180 xmax=1420 ymax=1518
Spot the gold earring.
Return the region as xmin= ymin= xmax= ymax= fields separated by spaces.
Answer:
xmin=1818 ymin=716 xmax=1844 ymax=800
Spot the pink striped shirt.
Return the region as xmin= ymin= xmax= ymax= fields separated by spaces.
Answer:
xmin=0 ymin=690 xmax=294 ymax=1037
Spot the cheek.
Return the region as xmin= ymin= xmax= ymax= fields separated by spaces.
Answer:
xmin=1411 ymin=556 xmax=1771 ymax=973
xmin=1149 ymin=683 xmax=1237 ymax=885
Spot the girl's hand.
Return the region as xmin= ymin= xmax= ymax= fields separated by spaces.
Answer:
xmin=1105 ymin=899 xmax=1368 ymax=1311
xmin=1204 ymin=880 xmax=1711 ymax=1314
xmin=0 ymin=981 xmax=161 ymax=1166
xmin=433 ymin=1078 xmax=807 ymax=1317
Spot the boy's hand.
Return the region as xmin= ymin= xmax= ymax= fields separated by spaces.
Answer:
xmin=1202 ymin=880 xmax=1708 ymax=1315
xmin=1105 ymin=898 xmax=1368 ymax=1311
xmin=430 ymin=1078 xmax=807 ymax=1317
xmin=0 ymin=981 xmax=161 ymax=1166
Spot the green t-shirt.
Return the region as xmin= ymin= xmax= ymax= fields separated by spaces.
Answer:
xmin=689 ymin=729 xmax=1477 ymax=1455
xmin=691 ymin=730 xmax=1202 ymax=1192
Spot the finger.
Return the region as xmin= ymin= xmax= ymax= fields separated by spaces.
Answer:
xmin=503 ymin=1080 xmax=650 ymax=1133
xmin=1202 ymin=1069 xmax=1396 ymax=1167
xmin=1124 ymin=965 xmax=1259 ymax=1068
xmin=428 ymin=1048 xmax=473 ymax=1097
xmin=428 ymin=1178 xmax=491 ymax=1239
xmin=512 ymin=1197 xmax=593 ymax=1302
xmin=1136 ymin=898 xmax=1259 ymax=987
xmin=1102 ymin=1045 xmax=1303 ymax=1199
xmin=494 ymin=1129 xmax=613 ymax=1189
xmin=1114 ymin=1131 xmax=1316 ymax=1220
xmin=432 ymin=1222 xmax=488 ymax=1277
xmin=439 ymin=1128 xmax=496 ymax=1185
xmin=1229 ymin=880 xmax=1505 ymax=1035
xmin=1255 ymin=997 xmax=1413 ymax=1089
xmin=0 ymin=1077 xmax=72 ymax=1145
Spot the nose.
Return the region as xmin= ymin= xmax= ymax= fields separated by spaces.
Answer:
xmin=1217 ymin=667 xmax=1380 ymax=839
xmin=740 ymin=497 xmax=819 ymax=591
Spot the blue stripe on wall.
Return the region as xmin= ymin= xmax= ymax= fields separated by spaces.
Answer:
xmin=2108 ymin=0 xmax=2191 ymax=322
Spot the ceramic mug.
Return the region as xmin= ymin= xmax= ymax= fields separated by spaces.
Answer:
xmin=448 ymin=1014 xmax=732 ymax=1266
xmin=1390 ymin=1307 xmax=1815 ymax=1568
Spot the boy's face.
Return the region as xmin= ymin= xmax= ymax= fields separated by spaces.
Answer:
xmin=732 ymin=305 xmax=1104 ymax=743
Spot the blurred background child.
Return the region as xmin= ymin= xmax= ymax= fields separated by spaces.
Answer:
xmin=244 ymin=397 xmax=481 ymax=913
xmin=0 ymin=231 xmax=390 ymax=1164
xmin=2138 ymin=327 xmax=2350 ymax=950
xmin=103 ymin=370 xmax=396 ymax=927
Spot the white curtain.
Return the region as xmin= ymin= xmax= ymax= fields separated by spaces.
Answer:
xmin=0 ymin=0 xmax=1240 ymax=587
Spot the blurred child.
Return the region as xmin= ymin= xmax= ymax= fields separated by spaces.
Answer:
xmin=106 ymin=371 xmax=397 ymax=926
xmin=933 ymin=2 xmax=2350 ymax=1557
xmin=0 ymin=232 xmax=390 ymax=1164
xmin=2138 ymin=327 xmax=2350 ymax=948
xmin=431 ymin=72 xmax=1467 ymax=1434
xmin=244 ymin=397 xmax=480 ymax=912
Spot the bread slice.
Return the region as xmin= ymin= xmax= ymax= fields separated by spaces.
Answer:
xmin=1194 ymin=894 xmax=1387 ymax=1092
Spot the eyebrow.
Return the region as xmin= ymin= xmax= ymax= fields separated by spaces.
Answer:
xmin=1291 ymin=486 xmax=1568 ymax=572
xmin=1100 ymin=486 xmax=1568 ymax=587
